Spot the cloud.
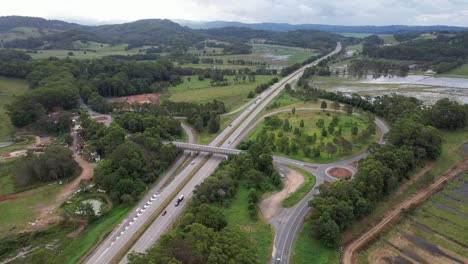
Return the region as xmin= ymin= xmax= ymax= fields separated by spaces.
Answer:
xmin=0 ymin=0 xmax=467 ymax=26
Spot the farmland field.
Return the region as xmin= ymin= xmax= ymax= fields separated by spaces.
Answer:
xmin=359 ymin=172 xmax=468 ymax=264
xmin=186 ymin=43 xmax=317 ymax=69
xmin=26 ymin=42 xmax=144 ymax=60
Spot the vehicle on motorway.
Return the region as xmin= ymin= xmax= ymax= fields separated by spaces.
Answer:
xmin=190 ymin=161 xmax=195 ymax=165
xmin=161 ymin=210 xmax=167 ymax=216
xmin=175 ymin=195 xmax=184 ymax=206
xmin=276 ymin=257 xmax=281 ymax=263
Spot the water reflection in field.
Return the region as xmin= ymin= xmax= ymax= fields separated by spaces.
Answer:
xmin=321 ymin=75 xmax=468 ymax=104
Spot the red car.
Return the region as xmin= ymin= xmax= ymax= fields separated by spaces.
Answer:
xmin=161 ymin=210 xmax=167 ymax=216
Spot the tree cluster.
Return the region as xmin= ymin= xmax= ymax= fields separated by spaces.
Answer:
xmin=14 ymin=146 xmax=77 ymax=185
xmin=82 ymin=112 xmax=180 ymax=204
xmin=163 ymin=100 xmax=226 ymax=133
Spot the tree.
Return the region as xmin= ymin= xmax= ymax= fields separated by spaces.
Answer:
xmin=321 ymin=127 xmax=328 ymax=137
xmin=325 ymin=142 xmax=337 ymax=157
xmin=76 ymin=202 xmax=96 ymax=220
xmin=351 ymin=126 xmax=359 ymax=136
xmin=292 ymin=107 xmax=296 ymax=115
xmin=208 ymin=116 xmax=220 ymax=133
xmin=321 ymin=101 xmax=328 ymax=111
xmin=316 ymin=118 xmax=325 ymax=128
xmin=283 ymin=119 xmax=291 ymax=132
xmin=344 ymin=104 xmax=353 ymax=115
xmin=332 ymin=101 xmax=340 ymax=111
xmin=300 ymin=119 xmax=304 ymax=127
xmin=195 ymin=204 xmax=227 ymax=231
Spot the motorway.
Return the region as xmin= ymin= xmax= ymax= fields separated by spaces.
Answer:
xmin=84 ymin=43 xmax=342 ymax=264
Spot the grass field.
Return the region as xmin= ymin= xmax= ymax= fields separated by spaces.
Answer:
xmin=0 ymin=181 xmax=62 ymax=238
xmin=0 ymin=77 xmax=29 ymax=142
xmin=245 ymin=110 xmax=376 ymax=163
xmin=167 ymin=75 xmax=277 ymax=111
xmin=26 ymin=42 xmax=144 ymax=60
xmin=379 ymin=34 xmax=399 ymax=45
xmin=292 ymin=220 xmax=339 ymax=264
xmin=439 ymin=63 xmax=468 ymax=78
xmin=221 ymin=187 xmax=274 ymax=263
xmin=337 ymin=32 xmax=374 ymax=38
xmin=282 ymin=165 xmax=316 ymax=208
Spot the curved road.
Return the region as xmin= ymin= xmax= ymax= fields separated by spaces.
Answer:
xmin=84 ymin=43 xmax=342 ymax=264
xmin=264 ymin=110 xmax=389 ymax=264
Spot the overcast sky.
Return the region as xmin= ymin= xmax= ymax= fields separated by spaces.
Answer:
xmin=1 ymin=0 xmax=468 ymax=26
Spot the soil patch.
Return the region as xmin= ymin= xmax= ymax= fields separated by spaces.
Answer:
xmin=327 ymin=167 xmax=353 ymax=179
xmin=94 ymin=116 xmax=108 ymax=121
xmin=66 ymin=220 xmax=87 ymax=238
xmin=260 ymin=168 xmax=304 ymax=219
xmin=108 ymin=93 xmax=163 ymax=104
xmin=305 ymin=165 xmax=318 ymax=169
xmin=368 ymin=247 xmax=412 ymax=264
xmin=403 ymin=233 xmax=465 ymax=264
xmin=349 ymin=161 xmax=359 ymax=168
xmin=0 ymin=194 xmax=17 ymax=202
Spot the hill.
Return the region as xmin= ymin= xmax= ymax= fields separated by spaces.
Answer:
xmin=86 ymin=19 xmax=205 ymax=48
xmin=177 ymin=20 xmax=467 ymax=34
xmin=0 ymin=16 xmax=78 ymax=33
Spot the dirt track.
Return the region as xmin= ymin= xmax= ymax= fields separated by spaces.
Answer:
xmin=341 ymin=159 xmax=468 ymax=264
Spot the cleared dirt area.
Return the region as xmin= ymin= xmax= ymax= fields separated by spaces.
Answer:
xmin=327 ymin=167 xmax=353 ymax=179
xmin=342 ymin=159 xmax=468 ymax=264
xmin=107 ymin=93 xmax=163 ymax=104
xmin=260 ymin=168 xmax=304 ymax=219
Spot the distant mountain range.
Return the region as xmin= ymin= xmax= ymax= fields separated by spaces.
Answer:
xmin=0 ymin=16 xmax=344 ymax=50
xmin=175 ymin=19 xmax=467 ymax=34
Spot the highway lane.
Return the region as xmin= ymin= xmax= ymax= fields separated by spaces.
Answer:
xmin=86 ymin=43 xmax=342 ymax=264
xmin=84 ymin=122 xmax=196 ymax=264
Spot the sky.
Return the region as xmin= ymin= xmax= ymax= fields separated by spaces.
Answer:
xmin=1 ymin=0 xmax=468 ymax=26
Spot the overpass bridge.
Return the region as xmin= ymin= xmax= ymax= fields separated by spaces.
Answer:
xmin=170 ymin=141 xmax=243 ymax=155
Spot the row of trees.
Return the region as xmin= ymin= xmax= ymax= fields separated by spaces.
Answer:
xmin=129 ymin=143 xmax=281 ymax=263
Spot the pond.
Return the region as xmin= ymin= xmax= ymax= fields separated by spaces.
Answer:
xmin=0 ymin=142 xmax=13 ymax=148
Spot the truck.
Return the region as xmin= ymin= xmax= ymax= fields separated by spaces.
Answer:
xmin=175 ymin=195 xmax=184 ymax=206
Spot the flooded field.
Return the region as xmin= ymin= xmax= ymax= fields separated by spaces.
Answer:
xmin=316 ymin=75 xmax=468 ymax=104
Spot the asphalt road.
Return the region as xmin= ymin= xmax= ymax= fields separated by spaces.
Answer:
xmin=268 ymin=114 xmax=389 ymax=264
xmin=85 ymin=43 xmax=342 ymax=264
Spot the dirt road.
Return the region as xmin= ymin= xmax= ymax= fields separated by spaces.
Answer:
xmin=342 ymin=159 xmax=468 ymax=264
xmin=22 ymin=131 xmax=96 ymax=232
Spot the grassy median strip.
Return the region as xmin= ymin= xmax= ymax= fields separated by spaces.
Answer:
xmin=110 ymin=154 xmax=211 ymax=264
xmin=282 ymin=165 xmax=317 ymax=208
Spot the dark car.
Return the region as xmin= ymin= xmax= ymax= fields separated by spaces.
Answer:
xmin=161 ymin=210 xmax=167 ymax=216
